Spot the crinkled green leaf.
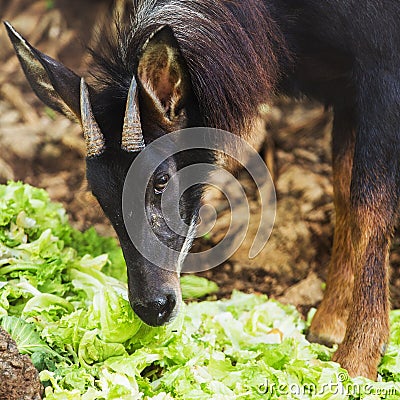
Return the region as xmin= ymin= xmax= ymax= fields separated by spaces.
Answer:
xmin=1 ymin=315 xmax=49 ymax=354
xmin=180 ymin=275 xmax=219 ymax=299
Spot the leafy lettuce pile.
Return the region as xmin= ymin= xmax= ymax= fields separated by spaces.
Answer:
xmin=1 ymin=182 xmax=400 ymax=399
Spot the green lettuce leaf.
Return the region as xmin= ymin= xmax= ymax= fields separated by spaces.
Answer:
xmin=180 ymin=275 xmax=219 ymax=299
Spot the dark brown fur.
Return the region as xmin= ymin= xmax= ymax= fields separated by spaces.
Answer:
xmin=89 ymin=0 xmax=290 ymax=139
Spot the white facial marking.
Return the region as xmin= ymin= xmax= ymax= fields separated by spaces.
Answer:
xmin=177 ymin=215 xmax=197 ymax=273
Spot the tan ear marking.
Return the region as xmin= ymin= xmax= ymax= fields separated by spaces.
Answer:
xmin=137 ymin=27 xmax=188 ymax=120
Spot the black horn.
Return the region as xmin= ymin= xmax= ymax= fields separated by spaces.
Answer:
xmin=121 ymin=76 xmax=145 ymax=152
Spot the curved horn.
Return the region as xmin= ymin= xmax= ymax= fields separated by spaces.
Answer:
xmin=80 ymin=78 xmax=105 ymax=157
xmin=121 ymin=76 xmax=145 ymax=152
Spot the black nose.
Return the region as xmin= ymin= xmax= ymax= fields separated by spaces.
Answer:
xmin=133 ymin=293 xmax=177 ymax=326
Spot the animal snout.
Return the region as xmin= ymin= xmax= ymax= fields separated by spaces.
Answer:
xmin=133 ymin=291 xmax=177 ymax=326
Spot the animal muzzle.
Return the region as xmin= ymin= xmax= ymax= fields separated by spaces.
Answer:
xmin=127 ymin=262 xmax=181 ymax=327
xmin=132 ymin=289 xmax=178 ymax=326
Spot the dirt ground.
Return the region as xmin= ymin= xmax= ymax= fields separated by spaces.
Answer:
xmin=0 ymin=328 xmax=42 ymax=399
xmin=1 ymin=3 xmax=400 ymax=395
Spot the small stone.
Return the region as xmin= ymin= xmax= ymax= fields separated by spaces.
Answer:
xmin=0 ymin=341 xmax=8 ymax=352
xmin=10 ymin=359 xmax=23 ymax=369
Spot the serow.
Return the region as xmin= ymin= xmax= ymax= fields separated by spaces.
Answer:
xmin=5 ymin=0 xmax=400 ymax=380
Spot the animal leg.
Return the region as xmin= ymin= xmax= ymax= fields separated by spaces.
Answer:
xmin=332 ymin=72 xmax=400 ymax=378
xmin=308 ymin=108 xmax=355 ymax=346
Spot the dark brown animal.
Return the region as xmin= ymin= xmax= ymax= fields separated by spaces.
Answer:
xmin=5 ymin=0 xmax=400 ymax=380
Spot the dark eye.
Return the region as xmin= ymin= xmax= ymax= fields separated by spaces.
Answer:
xmin=154 ymin=173 xmax=170 ymax=194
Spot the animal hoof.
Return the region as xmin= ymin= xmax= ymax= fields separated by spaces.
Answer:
xmin=308 ymin=312 xmax=347 ymax=347
xmin=332 ymin=342 xmax=381 ymax=380
xmin=306 ymin=331 xmax=337 ymax=347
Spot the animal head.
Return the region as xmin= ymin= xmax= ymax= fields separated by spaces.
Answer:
xmin=5 ymin=21 xmax=207 ymax=326
xmin=4 ymin=0 xmax=286 ymax=326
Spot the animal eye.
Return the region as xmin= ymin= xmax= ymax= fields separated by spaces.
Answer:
xmin=154 ymin=173 xmax=170 ymax=194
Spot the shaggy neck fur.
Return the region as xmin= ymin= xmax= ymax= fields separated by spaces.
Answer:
xmin=90 ymin=0 xmax=291 ymax=139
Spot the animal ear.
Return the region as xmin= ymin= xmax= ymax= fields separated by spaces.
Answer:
xmin=137 ymin=26 xmax=190 ymax=119
xmin=4 ymin=21 xmax=82 ymax=121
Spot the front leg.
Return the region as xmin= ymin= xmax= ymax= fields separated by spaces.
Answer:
xmin=333 ymin=71 xmax=400 ymax=379
xmin=308 ymin=108 xmax=355 ymax=346
xmin=333 ymin=194 xmax=392 ymax=379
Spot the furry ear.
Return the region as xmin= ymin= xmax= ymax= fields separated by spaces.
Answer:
xmin=137 ymin=26 xmax=190 ymax=119
xmin=4 ymin=21 xmax=83 ymax=121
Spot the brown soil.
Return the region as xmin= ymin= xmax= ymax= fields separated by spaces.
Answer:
xmin=0 ymin=327 xmax=42 ymax=400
